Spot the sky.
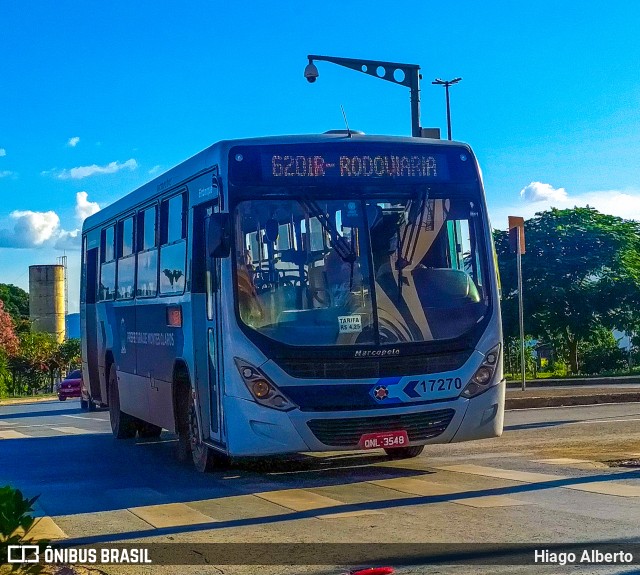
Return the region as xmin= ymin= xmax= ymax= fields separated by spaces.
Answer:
xmin=1 ymin=0 xmax=640 ymax=313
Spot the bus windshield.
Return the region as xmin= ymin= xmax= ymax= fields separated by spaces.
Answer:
xmin=233 ymin=188 xmax=489 ymax=348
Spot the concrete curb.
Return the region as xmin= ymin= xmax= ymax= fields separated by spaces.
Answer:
xmin=505 ymin=392 xmax=640 ymax=410
xmin=0 ymin=396 xmax=59 ymax=406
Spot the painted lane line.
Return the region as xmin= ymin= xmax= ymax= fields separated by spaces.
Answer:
xmin=253 ymin=489 xmax=384 ymax=519
xmin=128 ymin=503 xmax=217 ymax=529
xmin=567 ymin=417 xmax=640 ymax=425
xmin=50 ymin=426 xmax=93 ymax=435
xmin=437 ymin=464 xmax=640 ymax=498
xmin=254 ymin=489 xmax=344 ymax=512
xmin=369 ymin=476 xmax=531 ymax=508
xmin=509 ymin=401 xmax=640 ymax=412
xmin=435 ymin=464 xmax=563 ymax=484
xmin=533 ymin=458 xmax=592 ymax=465
xmin=0 ymin=429 xmax=30 ymax=439
xmin=20 ymin=517 xmax=67 ymax=540
xmin=62 ymin=414 xmax=109 ymax=421
xmin=566 ymin=482 xmax=640 ymax=497
xmin=450 ymin=495 xmax=532 ymax=508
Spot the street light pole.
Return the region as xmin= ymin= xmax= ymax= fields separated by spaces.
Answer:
xmin=304 ymin=54 xmax=423 ymax=137
xmin=432 ymin=77 xmax=462 ymax=140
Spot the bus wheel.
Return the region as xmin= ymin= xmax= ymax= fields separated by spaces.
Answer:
xmin=137 ymin=421 xmax=162 ymax=438
xmin=188 ymin=392 xmax=217 ymax=472
xmin=108 ymin=364 xmax=137 ymax=439
xmin=384 ymin=445 xmax=424 ymax=459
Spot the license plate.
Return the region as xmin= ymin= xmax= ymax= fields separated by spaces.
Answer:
xmin=359 ymin=430 xmax=409 ymax=450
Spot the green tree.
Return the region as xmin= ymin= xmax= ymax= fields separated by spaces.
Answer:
xmin=495 ymin=207 xmax=640 ymax=373
xmin=8 ymin=332 xmax=59 ymax=394
xmin=580 ymin=325 xmax=626 ymax=374
xmin=59 ymin=338 xmax=81 ymax=371
xmin=0 ymin=300 xmax=20 ymax=396
xmin=0 ymin=283 xmax=29 ymax=332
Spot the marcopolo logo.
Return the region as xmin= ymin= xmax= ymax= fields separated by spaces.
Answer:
xmin=354 ymin=348 xmax=400 ymax=358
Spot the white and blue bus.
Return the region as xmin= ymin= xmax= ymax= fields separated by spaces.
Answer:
xmin=80 ymin=133 xmax=504 ymax=471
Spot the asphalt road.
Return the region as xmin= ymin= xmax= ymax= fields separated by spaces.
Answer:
xmin=2 ymin=399 xmax=640 ymax=575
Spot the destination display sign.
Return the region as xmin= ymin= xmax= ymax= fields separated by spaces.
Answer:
xmin=227 ymin=143 xmax=474 ymax=186
xmin=269 ymin=152 xmax=443 ymax=180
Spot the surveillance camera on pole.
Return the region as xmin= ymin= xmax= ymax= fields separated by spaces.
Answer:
xmin=304 ymin=60 xmax=319 ymax=83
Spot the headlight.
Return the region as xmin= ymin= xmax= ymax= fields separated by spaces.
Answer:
xmin=461 ymin=344 xmax=501 ymax=399
xmin=234 ymin=358 xmax=297 ymax=411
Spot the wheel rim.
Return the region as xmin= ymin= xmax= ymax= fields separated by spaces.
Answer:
xmin=109 ymin=374 xmax=119 ymax=430
xmin=188 ymin=394 xmax=206 ymax=462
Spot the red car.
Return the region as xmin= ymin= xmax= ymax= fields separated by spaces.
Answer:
xmin=57 ymin=369 xmax=82 ymax=401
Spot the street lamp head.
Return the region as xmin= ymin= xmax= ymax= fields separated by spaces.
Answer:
xmin=304 ymin=60 xmax=319 ymax=83
xmin=432 ymin=77 xmax=462 ymax=86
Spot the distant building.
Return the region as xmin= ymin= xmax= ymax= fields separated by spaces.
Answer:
xmin=66 ymin=313 xmax=80 ymax=339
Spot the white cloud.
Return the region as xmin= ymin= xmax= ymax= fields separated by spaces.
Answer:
xmin=0 ymin=170 xmax=13 ymax=178
xmin=520 ymin=181 xmax=568 ymax=203
xmin=67 ymin=137 xmax=80 ymax=147
xmin=0 ymin=148 xmax=6 ymax=157
xmin=51 ymin=158 xmax=138 ymax=180
xmin=54 ymin=228 xmax=81 ymax=250
xmin=75 ymin=191 xmax=100 ymax=222
xmin=490 ymin=183 xmax=640 ymax=229
xmin=0 ymin=192 xmax=101 ymax=249
xmin=0 ymin=210 xmax=61 ymax=248
xmin=148 ymin=165 xmax=161 ymax=175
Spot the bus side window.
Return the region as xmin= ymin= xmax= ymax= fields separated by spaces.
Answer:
xmin=136 ymin=206 xmax=158 ymax=297
xmin=99 ymin=225 xmax=116 ymax=301
xmin=117 ymin=216 xmax=135 ymax=300
xmin=159 ymin=192 xmax=187 ymax=295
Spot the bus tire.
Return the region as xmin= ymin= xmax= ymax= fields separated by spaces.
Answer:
xmin=384 ymin=445 xmax=424 ymax=459
xmin=108 ymin=364 xmax=137 ymax=439
xmin=137 ymin=421 xmax=162 ymax=438
xmin=188 ymin=391 xmax=218 ymax=472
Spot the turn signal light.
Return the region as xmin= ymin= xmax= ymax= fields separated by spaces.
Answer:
xmin=252 ymin=379 xmax=271 ymax=398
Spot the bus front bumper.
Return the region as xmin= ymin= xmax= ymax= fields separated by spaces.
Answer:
xmin=223 ymin=380 xmax=504 ymax=457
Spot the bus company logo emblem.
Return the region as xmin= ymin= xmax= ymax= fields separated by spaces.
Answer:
xmin=354 ymin=348 xmax=400 ymax=358
xmin=8 ymin=545 xmax=39 ymax=563
xmin=120 ymin=319 xmax=127 ymax=355
xmin=373 ymin=385 xmax=389 ymax=401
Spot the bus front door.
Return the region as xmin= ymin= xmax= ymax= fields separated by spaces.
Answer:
xmin=205 ymin=220 xmax=224 ymax=446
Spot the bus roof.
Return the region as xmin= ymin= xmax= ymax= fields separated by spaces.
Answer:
xmin=82 ymin=133 xmax=472 ymax=234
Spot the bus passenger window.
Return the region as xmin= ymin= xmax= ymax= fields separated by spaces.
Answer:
xmin=136 ymin=206 xmax=158 ymax=297
xmin=159 ymin=193 xmax=187 ymax=295
xmin=99 ymin=225 xmax=116 ymax=301
xmin=117 ymin=217 xmax=135 ymax=299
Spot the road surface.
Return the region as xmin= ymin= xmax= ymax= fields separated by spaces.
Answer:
xmin=1 ymin=399 xmax=640 ymax=574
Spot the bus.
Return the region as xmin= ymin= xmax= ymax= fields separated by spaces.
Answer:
xmin=80 ymin=132 xmax=504 ymax=472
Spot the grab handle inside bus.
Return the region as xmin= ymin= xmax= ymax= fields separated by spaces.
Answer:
xmin=207 ymin=213 xmax=231 ymax=258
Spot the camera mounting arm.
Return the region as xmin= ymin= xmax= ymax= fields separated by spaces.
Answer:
xmin=306 ymin=54 xmax=422 ymax=137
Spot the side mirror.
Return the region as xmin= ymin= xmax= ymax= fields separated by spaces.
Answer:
xmin=206 ymin=213 xmax=231 ymax=258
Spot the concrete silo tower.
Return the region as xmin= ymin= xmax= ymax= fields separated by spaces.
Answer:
xmin=29 ymin=265 xmax=66 ymax=342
